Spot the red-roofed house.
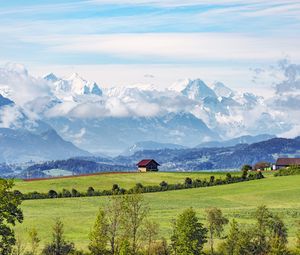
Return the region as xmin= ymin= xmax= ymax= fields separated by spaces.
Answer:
xmin=275 ymin=158 xmax=300 ymax=170
xmin=137 ymin=159 xmax=160 ymax=172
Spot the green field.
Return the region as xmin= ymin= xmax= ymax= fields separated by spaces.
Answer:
xmin=14 ymin=171 xmax=239 ymax=193
xmin=14 ymin=172 xmax=300 ymax=251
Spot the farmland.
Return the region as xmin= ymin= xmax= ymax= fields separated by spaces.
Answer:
xmin=14 ymin=172 xmax=300 ymax=251
xmin=14 ymin=171 xmax=240 ymax=193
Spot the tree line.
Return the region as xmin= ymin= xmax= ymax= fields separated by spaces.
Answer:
xmin=1 ymin=177 xmax=300 ymax=255
xmin=21 ymin=171 xmax=264 ymax=200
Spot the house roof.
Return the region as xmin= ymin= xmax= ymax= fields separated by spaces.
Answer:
xmin=276 ymin=158 xmax=300 ymax=166
xmin=137 ymin=159 xmax=160 ymax=167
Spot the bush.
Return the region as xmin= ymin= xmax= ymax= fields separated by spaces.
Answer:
xmin=71 ymin=189 xmax=80 ymax=197
xmin=274 ymin=165 xmax=300 ymax=177
xmin=159 ymin=181 xmax=168 ymax=188
xmin=241 ymin=164 xmax=252 ymax=171
xmin=21 ymin=170 xmax=264 ymax=201
xmin=87 ymin=187 xmax=95 ymax=196
xmin=48 ymin=190 xmax=58 ymax=198
xmin=62 ymin=189 xmax=71 ymax=197
xmin=184 ymin=177 xmax=192 ymax=186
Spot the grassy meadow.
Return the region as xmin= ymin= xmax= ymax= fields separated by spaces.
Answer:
xmin=14 ymin=172 xmax=300 ymax=251
xmin=14 ymin=171 xmax=240 ymax=193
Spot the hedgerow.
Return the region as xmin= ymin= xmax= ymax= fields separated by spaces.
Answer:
xmin=19 ymin=171 xmax=264 ymax=200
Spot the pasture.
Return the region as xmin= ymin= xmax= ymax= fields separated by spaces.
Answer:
xmin=14 ymin=172 xmax=300 ymax=250
xmin=14 ymin=171 xmax=240 ymax=193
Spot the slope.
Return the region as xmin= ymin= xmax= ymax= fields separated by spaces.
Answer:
xmin=16 ymin=174 xmax=300 ymax=250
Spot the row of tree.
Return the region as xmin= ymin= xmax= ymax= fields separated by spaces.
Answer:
xmin=21 ymin=171 xmax=264 ymax=200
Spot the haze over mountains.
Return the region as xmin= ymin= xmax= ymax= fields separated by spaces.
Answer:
xmin=0 ymin=63 xmax=299 ymax=162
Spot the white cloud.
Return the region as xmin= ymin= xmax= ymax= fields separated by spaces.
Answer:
xmin=280 ymin=124 xmax=300 ymax=138
xmin=0 ymin=63 xmax=52 ymax=106
xmin=22 ymin=33 xmax=300 ymax=63
xmin=0 ymin=105 xmax=23 ymax=129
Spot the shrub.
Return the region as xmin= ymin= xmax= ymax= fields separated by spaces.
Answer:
xmin=274 ymin=165 xmax=300 ymax=177
xmin=241 ymin=164 xmax=252 ymax=171
xmin=184 ymin=177 xmax=192 ymax=186
xmin=62 ymin=189 xmax=71 ymax=197
xmin=48 ymin=190 xmax=58 ymax=199
xmin=71 ymin=189 xmax=80 ymax=197
xmin=87 ymin=187 xmax=95 ymax=196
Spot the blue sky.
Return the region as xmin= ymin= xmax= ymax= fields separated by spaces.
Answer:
xmin=0 ymin=0 xmax=300 ymax=92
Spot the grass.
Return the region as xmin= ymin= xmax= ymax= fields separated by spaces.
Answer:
xmin=14 ymin=172 xmax=300 ymax=251
xmin=14 ymin=171 xmax=239 ymax=193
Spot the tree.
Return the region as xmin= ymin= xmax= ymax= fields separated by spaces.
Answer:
xmin=241 ymin=169 xmax=248 ymax=179
xmin=112 ymin=184 xmax=119 ymax=194
xmin=48 ymin=190 xmax=58 ymax=198
xmin=142 ymin=220 xmax=159 ymax=255
xmin=0 ymin=179 xmax=24 ymax=255
xmin=62 ymin=189 xmax=71 ymax=198
xmin=71 ymin=189 xmax=80 ymax=197
xmin=122 ymin=193 xmax=149 ymax=255
xmin=241 ymin=164 xmax=252 ymax=171
xmin=235 ymin=227 xmax=257 ymax=255
xmin=205 ymin=207 xmax=228 ymax=254
xmin=89 ymin=209 xmax=109 ymax=255
xmin=42 ymin=218 xmax=74 ymax=255
xmin=254 ymin=205 xmax=272 ymax=255
xmin=219 ymin=220 xmax=240 ymax=255
xmin=184 ymin=178 xmax=192 ymax=186
xmin=171 ymin=208 xmax=207 ymax=255
xmin=28 ymin=228 xmax=40 ymax=255
xmin=105 ymin=195 xmax=124 ymax=255
xmin=87 ymin=187 xmax=95 ymax=196
xmin=225 ymin=173 xmax=232 ymax=181
xmin=159 ymin=181 xmax=168 ymax=188
xmin=268 ymin=214 xmax=288 ymax=255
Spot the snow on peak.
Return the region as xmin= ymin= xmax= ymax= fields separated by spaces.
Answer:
xmin=181 ymin=79 xmax=217 ymax=101
xmin=169 ymin=78 xmax=191 ymax=92
xmin=44 ymin=72 xmax=102 ymax=97
xmin=44 ymin=73 xmax=59 ymax=82
xmin=213 ymin=81 xmax=234 ymax=98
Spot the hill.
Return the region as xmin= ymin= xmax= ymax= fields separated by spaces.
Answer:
xmin=122 ymin=141 xmax=187 ymax=156
xmin=115 ymin=136 xmax=300 ymax=170
xmin=14 ymin=171 xmax=235 ymax=193
xmin=196 ymin=134 xmax=276 ymax=148
xmin=15 ymin=136 xmax=300 ymax=178
xmin=0 ymin=128 xmax=91 ymax=163
xmin=15 ymin=173 xmax=300 ymax=250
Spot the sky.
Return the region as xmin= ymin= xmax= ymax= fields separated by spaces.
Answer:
xmin=1 ymin=0 xmax=300 ymax=94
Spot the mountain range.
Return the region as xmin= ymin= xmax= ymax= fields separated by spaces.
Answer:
xmin=114 ymin=136 xmax=300 ymax=171
xmin=0 ymin=64 xmax=298 ymax=162
xmin=20 ymin=136 xmax=300 ymax=178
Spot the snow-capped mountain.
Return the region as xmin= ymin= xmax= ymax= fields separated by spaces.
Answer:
xmin=181 ymin=79 xmax=217 ymax=101
xmin=212 ymin=81 xmax=234 ymax=98
xmin=47 ymin=112 xmax=219 ymax=155
xmin=0 ymin=63 xmax=297 ymax=159
xmin=45 ymin=72 xmax=103 ymax=98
